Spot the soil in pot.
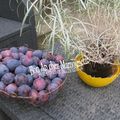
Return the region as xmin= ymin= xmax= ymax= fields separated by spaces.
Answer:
xmin=82 ymin=62 xmax=116 ymax=78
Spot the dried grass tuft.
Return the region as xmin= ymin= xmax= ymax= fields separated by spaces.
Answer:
xmin=69 ymin=6 xmax=120 ymax=65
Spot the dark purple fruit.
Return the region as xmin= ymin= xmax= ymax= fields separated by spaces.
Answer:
xmin=11 ymin=52 xmax=19 ymax=60
xmin=1 ymin=73 xmax=15 ymax=85
xmin=5 ymin=83 xmax=17 ymax=95
xmin=32 ymin=56 xmax=39 ymax=65
xmin=46 ymin=69 xmax=57 ymax=80
xmin=19 ymin=53 xmax=24 ymax=58
xmin=1 ymin=50 xmax=11 ymax=58
xmin=33 ymin=78 xmax=46 ymax=91
xmin=26 ymin=51 xmax=33 ymax=58
xmin=0 ymin=64 xmax=9 ymax=78
xmin=42 ymin=51 xmax=47 ymax=59
xmin=6 ymin=59 xmax=20 ymax=71
xmin=2 ymin=57 xmax=12 ymax=64
xmin=39 ymin=69 xmax=47 ymax=78
xmin=55 ymin=55 xmax=64 ymax=63
xmin=57 ymin=69 xmax=66 ymax=80
xmin=21 ymin=56 xmax=33 ymax=67
xmin=45 ymin=52 xmax=55 ymax=61
xmin=0 ymin=54 xmax=2 ymax=60
xmin=33 ymin=50 xmax=42 ymax=59
xmin=28 ymin=65 xmax=37 ymax=74
xmin=52 ymin=77 xmax=63 ymax=86
xmin=10 ymin=47 xmax=18 ymax=53
xmin=29 ymin=89 xmax=38 ymax=101
xmin=27 ymin=74 xmax=34 ymax=86
xmin=18 ymin=84 xmax=31 ymax=97
xmin=44 ymin=77 xmax=51 ymax=86
xmin=49 ymin=61 xmax=56 ymax=65
xmin=15 ymin=65 xmax=28 ymax=74
xmin=47 ymin=83 xmax=58 ymax=92
xmin=0 ymin=81 xmax=6 ymax=90
xmin=38 ymin=90 xmax=48 ymax=102
xmin=39 ymin=59 xmax=50 ymax=67
xmin=15 ymin=73 xmax=28 ymax=86
xmin=33 ymin=73 xmax=40 ymax=79
xmin=19 ymin=46 xmax=28 ymax=54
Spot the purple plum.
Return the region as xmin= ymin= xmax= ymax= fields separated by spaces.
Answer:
xmin=6 ymin=59 xmax=20 ymax=71
xmin=11 ymin=52 xmax=19 ymax=60
xmin=19 ymin=53 xmax=24 ymax=58
xmin=33 ymin=78 xmax=46 ymax=91
xmin=45 ymin=52 xmax=55 ymax=61
xmin=47 ymin=83 xmax=58 ymax=92
xmin=57 ymin=69 xmax=66 ymax=80
xmin=1 ymin=73 xmax=15 ymax=85
xmin=46 ymin=69 xmax=57 ymax=80
xmin=15 ymin=65 xmax=28 ymax=74
xmin=26 ymin=51 xmax=33 ymax=58
xmin=19 ymin=46 xmax=28 ymax=54
xmin=5 ymin=83 xmax=17 ymax=95
xmin=2 ymin=57 xmax=12 ymax=64
xmin=1 ymin=50 xmax=11 ymax=58
xmin=32 ymin=56 xmax=39 ymax=65
xmin=28 ymin=65 xmax=37 ymax=74
xmin=33 ymin=50 xmax=42 ymax=59
xmin=29 ymin=89 xmax=38 ymax=101
xmin=38 ymin=90 xmax=49 ymax=102
xmin=0 ymin=81 xmax=6 ymax=90
xmin=48 ymin=61 xmax=58 ymax=70
xmin=10 ymin=47 xmax=18 ymax=53
xmin=21 ymin=56 xmax=33 ymax=67
xmin=39 ymin=59 xmax=50 ymax=67
xmin=18 ymin=84 xmax=31 ymax=97
xmin=15 ymin=73 xmax=28 ymax=86
xmin=44 ymin=77 xmax=51 ymax=86
xmin=49 ymin=61 xmax=56 ymax=65
xmin=42 ymin=51 xmax=47 ymax=59
xmin=52 ymin=77 xmax=63 ymax=86
xmin=33 ymin=73 xmax=40 ymax=79
xmin=38 ymin=69 xmax=47 ymax=78
xmin=27 ymin=74 xmax=34 ymax=86
xmin=0 ymin=64 xmax=9 ymax=78
xmin=0 ymin=54 xmax=2 ymax=60
xmin=55 ymin=55 xmax=64 ymax=63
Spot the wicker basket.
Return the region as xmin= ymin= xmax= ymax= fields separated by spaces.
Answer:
xmin=0 ymin=47 xmax=67 ymax=105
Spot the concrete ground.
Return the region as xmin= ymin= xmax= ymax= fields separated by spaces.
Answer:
xmin=0 ymin=109 xmax=11 ymax=120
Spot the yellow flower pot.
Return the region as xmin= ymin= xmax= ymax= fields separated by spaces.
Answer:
xmin=75 ymin=54 xmax=120 ymax=87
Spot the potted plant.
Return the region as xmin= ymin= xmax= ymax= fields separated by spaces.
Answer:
xmin=69 ymin=6 xmax=120 ymax=87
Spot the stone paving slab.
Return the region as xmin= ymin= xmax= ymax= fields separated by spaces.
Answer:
xmin=0 ymin=96 xmax=54 ymax=120
xmin=0 ymin=109 xmax=11 ymax=120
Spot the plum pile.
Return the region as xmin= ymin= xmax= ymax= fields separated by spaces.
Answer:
xmin=0 ymin=46 xmax=66 ymax=103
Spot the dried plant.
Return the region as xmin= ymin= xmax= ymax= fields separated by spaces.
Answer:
xmin=68 ymin=6 xmax=120 ymax=65
xmin=20 ymin=0 xmax=71 ymax=54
